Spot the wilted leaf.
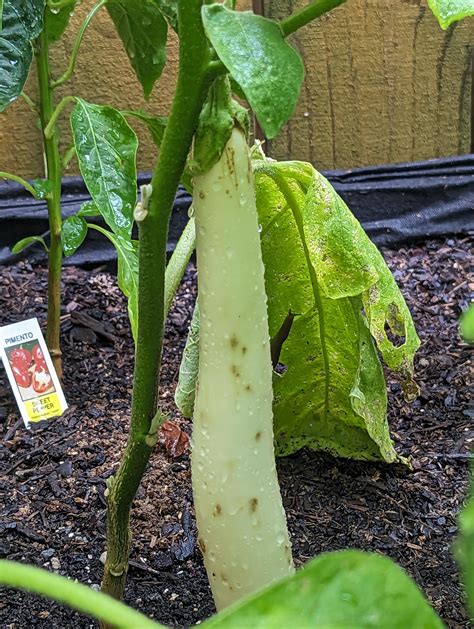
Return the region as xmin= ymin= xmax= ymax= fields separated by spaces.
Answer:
xmin=107 ymin=0 xmax=167 ymax=99
xmin=0 ymin=0 xmax=44 ymax=111
xmin=202 ymin=5 xmax=304 ymax=139
xmin=62 ymin=216 xmax=87 ymax=257
xmin=71 ymin=99 xmax=138 ymax=238
xmin=159 ymin=420 xmax=189 ymax=458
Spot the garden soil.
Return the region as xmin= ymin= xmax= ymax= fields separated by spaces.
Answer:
xmin=0 ymin=236 xmax=472 ymax=627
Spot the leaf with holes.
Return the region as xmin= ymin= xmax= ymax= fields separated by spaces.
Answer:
xmin=202 ymin=5 xmax=304 ymax=139
xmin=107 ymin=0 xmax=167 ymax=99
xmin=252 ymin=159 xmax=419 ymax=461
xmin=71 ymin=99 xmax=138 ymax=238
xmin=0 ymin=0 xmax=44 ymax=111
xmin=427 ymin=0 xmax=474 ymax=28
xmin=62 ymin=216 xmax=88 ymax=257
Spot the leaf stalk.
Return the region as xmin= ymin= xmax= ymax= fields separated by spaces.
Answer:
xmin=279 ymin=0 xmax=347 ymax=37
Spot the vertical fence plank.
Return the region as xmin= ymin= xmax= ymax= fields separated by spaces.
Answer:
xmin=265 ymin=0 xmax=472 ymax=169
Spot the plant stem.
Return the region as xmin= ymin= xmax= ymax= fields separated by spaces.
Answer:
xmin=0 ymin=172 xmax=39 ymax=198
xmin=279 ymin=0 xmax=347 ymax=37
xmin=51 ymin=0 xmax=108 ymax=89
xmin=20 ymin=91 xmax=38 ymax=114
xmin=101 ymin=0 xmax=211 ymax=603
xmin=44 ymin=96 xmax=76 ymax=139
xmin=0 ymin=560 xmax=163 ymax=629
xmin=164 ymin=217 xmax=196 ymax=316
xmin=36 ymin=30 xmax=64 ymax=379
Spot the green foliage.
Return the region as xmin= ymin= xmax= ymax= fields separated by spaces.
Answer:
xmin=201 ymin=5 xmax=304 ymax=139
xmin=77 ymin=200 xmax=100 ymax=217
xmin=0 ymin=550 xmax=442 ymax=628
xmin=0 ymin=0 xmax=44 ymax=111
xmin=154 ymin=0 xmax=178 ymax=32
xmin=175 ymin=301 xmax=200 ymax=417
xmin=427 ymin=0 xmax=474 ymax=28
xmin=70 ymin=99 xmax=138 ymax=239
xmin=11 ymin=235 xmax=48 ymax=254
xmin=107 ymin=0 xmax=168 ymax=99
xmin=32 ymin=178 xmax=53 ymax=199
xmin=460 ymin=304 xmax=474 ymax=344
xmin=62 ymin=215 xmax=88 ymax=257
xmin=44 ymin=0 xmax=78 ymax=44
xmin=88 ymin=224 xmax=139 ymax=342
xmin=254 ymin=160 xmax=419 ymax=460
xmin=456 ymin=476 xmax=474 ymax=620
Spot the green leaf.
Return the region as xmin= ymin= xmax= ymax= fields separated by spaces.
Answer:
xmin=77 ymin=200 xmax=100 ymax=217
xmin=88 ymin=224 xmax=139 ymax=342
xmin=460 ymin=304 xmax=474 ymax=344
xmin=253 ymin=161 xmax=419 ymax=461
xmin=202 ymin=5 xmax=304 ymax=139
xmin=32 ymin=178 xmax=53 ymax=199
xmin=70 ymin=99 xmax=138 ymax=238
xmin=456 ymin=475 xmax=474 ymax=620
xmin=44 ymin=0 xmax=78 ymax=44
xmin=205 ymin=550 xmax=442 ymax=628
xmin=153 ymin=0 xmax=178 ymax=32
xmin=12 ymin=235 xmax=48 ymax=254
xmin=0 ymin=0 xmax=44 ymax=111
xmin=107 ymin=0 xmax=167 ymax=100
xmin=427 ymin=0 xmax=474 ymax=28
xmin=62 ymin=216 xmax=88 ymax=257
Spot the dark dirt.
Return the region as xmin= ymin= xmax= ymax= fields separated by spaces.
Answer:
xmin=0 ymin=236 xmax=472 ymax=628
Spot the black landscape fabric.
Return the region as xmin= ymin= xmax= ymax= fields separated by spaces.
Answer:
xmin=1 ymin=154 xmax=473 ymax=266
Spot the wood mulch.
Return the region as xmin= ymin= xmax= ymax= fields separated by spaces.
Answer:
xmin=0 ymin=236 xmax=472 ymax=627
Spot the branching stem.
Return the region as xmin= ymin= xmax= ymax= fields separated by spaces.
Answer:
xmin=44 ymin=96 xmax=76 ymax=139
xmin=280 ymin=0 xmax=347 ymax=37
xmin=51 ymin=0 xmax=108 ymax=88
xmin=0 ymin=172 xmax=39 ymax=198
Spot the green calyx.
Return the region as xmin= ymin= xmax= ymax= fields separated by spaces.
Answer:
xmin=190 ymin=75 xmax=249 ymax=175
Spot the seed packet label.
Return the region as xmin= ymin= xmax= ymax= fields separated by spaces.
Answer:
xmin=0 ymin=318 xmax=67 ymax=428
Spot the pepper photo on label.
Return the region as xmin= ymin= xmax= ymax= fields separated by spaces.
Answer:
xmin=5 ymin=339 xmax=55 ymax=401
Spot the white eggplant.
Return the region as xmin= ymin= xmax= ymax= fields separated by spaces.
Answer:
xmin=192 ymin=126 xmax=294 ymax=611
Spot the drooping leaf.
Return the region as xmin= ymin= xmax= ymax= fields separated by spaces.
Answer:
xmin=204 ymin=550 xmax=442 ymax=628
xmin=253 ymin=160 xmax=419 ymax=461
xmin=12 ymin=235 xmax=48 ymax=254
xmin=107 ymin=0 xmax=167 ymax=99
xmin=456 ymin=475 xmax=474 ymax=620
xmin=88 ymin=224 xmax=138 ymax=342
xmin=62 ymin=216 xmax=88 ymax=257
xmin=201 ymin=5 xmax=304 ymax=139
xmin=71 ymin=99 xmax=138 ymax=238
xmin=427 ymin=0 xmax=474 ymax=28
xmin=153 ymin=0 xmax=178 ymax=32
xmin=0 ymin=0 xmax=44 ymax=111
xmin=44 ymin=0 xmax=78 ymax=44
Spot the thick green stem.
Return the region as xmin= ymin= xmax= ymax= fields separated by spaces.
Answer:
xmin=35 ymin=31 xmax=63 ymax=379
xmin=279 ymin=0 xmax=347 ymax=37
xmin=51 ymin=0 xmax=108 ymax=89
xmin=101 ymin=0 xmax=211 ymax=603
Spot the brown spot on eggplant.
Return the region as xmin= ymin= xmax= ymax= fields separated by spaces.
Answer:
xmin=245 ymin=384 xmax=252 ymax=392
xmin=242 ymin=346 xmax=247 ymax=354
xmin=213 ymin=503 xmax=222 ymax=516
xmin=198 ymin=537 xmax=206 ymax=554
xmin=230 ymin=335 xmax=239 ymax=348
xmin=231 ymin=364 xmax=240 ymax=378
xmin=249 ymin=497 xmax=258 ymax=512
xmin=199 ymin=191 xmax=205 ymax=199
